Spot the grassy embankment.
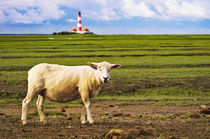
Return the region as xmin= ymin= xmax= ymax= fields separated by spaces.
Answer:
xmin=0 ymin=34 xmax=210 ymax=107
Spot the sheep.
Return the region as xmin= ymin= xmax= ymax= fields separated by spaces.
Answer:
xmin=21 ymin=61 xmax=121 ymax=125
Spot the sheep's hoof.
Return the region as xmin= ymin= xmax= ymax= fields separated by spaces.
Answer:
xmin=41 ymin=121 xmax=48 ymax=125
xmin=81 ymin=120 xmax=87 ymax=124
xmin=81 ymin=118 xmax=87 ymax=124
xmin=86 ymin=122 xmax=94 ymax=126
xmin=22 ymin=121 xmax=27 ymax=125
xmin=88 ymin=120 xmax=94 ymax=125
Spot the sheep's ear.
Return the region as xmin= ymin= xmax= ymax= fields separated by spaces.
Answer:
xmin=111 ymin=64 xmax=121 ymax=69
xmin=88 ymin=62 xmax=98 ymax=68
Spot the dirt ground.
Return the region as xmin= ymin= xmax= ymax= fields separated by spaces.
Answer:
xmin=0 ymin=100 xmax=209 ymax=139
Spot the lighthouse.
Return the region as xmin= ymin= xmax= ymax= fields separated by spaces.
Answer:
xmin=77 ymin=11 xmax=82 ymax=33
xmin=70 ymin=11 xmax=93 ymax=34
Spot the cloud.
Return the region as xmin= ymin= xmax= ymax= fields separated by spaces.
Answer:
xmin=66 ymin=18 xmax=77 ymax=23
xmin=1 ymin=0 xmax=210 ymax=24
xmin=152 ymin=0 xmax=209 ymax=20
xmin=120 ymin=0 xmax=156 ymax=18
xmin=87 ymin=0 xmax=210 ymax=21
xmin=0 ymin=0 xmax=65 ymax=23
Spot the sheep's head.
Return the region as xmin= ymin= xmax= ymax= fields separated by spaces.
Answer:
xmin=88 ymin=61 xmax=121 ymax=83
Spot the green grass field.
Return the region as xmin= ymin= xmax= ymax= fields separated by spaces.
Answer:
xmin=0 ymin=34 xmax=210 ymax=106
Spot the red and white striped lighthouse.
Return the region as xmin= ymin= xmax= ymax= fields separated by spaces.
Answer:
xmin=77 ymin=11 xmax=82 ymax=33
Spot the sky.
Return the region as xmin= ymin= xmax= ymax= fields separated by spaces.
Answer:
xmin=0 ymin=0 xmax=210 ymax=34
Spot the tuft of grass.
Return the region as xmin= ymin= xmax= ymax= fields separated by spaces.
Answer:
xmin=179 ymin=112 xmax=203 ymax=119
xmin=116 ymin=102 xmax=134 ymax=106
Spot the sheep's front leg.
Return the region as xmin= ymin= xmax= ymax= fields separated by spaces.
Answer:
xmin=84 ymin=100 xmax=94 ymax=124
xmin=80 ymin=105 xmax=86 ymax=124
xmin=80 ymin=93 xmax=94 ymax=124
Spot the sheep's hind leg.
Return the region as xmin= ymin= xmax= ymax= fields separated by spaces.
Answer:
xmin=36 ymin=95 xmax=47 ymax=125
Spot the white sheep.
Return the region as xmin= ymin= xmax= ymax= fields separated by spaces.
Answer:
xmin=21 ymin=61 xmax=121 ymax=125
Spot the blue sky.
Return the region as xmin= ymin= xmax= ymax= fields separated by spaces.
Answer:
xmin=1 ymin=0 xmax=210 ymax=34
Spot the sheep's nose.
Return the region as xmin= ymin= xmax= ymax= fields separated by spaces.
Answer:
xmin=103 ymin=77 xmax=109 ymax=82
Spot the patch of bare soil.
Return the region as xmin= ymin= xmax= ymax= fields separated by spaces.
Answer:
xmin=0 ymin=101 xmax=209 ymax=139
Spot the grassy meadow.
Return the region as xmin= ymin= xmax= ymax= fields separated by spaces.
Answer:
xmin=0 ymin=34 xmax=210 ymax=106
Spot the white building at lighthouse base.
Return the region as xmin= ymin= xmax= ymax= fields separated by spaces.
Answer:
xmin=70 ymin=27 xmax=93 ymax=34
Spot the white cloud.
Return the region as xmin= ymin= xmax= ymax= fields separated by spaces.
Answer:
xmin=121 ymin=0 xmax=156 ymax=18
xmin=153 ymin=0 xmax=208 ymax=20
xmin=90 ymin=0 xmax=210 ymax=21
xmin=0 ymin=0 xmax=210 ymax=24
xmin=66 ymin=18 xmax=76 ymax=23
xmin=0 ymin=0 xmax=66 ymax=23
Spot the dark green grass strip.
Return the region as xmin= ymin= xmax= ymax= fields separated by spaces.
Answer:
xmin=1 ymin=53 xmax=210 ymax=59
